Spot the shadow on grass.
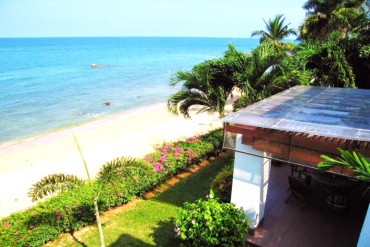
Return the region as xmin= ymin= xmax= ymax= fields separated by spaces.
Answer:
xmin=152 ymin=152 xmax=233 ymax=207
xmin=150 ymin=218 xmax=180 ymax=246
xmin=69 ymin=233 xmax=88 ymax=247
xmin=109 ymin=234 xmax=154 ymax=247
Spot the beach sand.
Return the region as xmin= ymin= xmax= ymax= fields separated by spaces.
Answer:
xmin=0 ymin=103 xmax=222 ymax=218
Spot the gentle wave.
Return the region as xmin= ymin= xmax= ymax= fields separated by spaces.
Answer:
xmin=0 ymin=37 xmax=257 ymax=144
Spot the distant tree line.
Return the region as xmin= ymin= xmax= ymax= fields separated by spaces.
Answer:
xmin=168 ymin=0 xmax=370 ymax=117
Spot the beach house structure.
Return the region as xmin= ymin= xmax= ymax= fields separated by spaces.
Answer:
xmin=222 ymin=86 xmax=370 ymax=246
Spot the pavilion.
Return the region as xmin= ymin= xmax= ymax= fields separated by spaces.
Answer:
xmin=222 ymin=86 xmax=370 ymax=246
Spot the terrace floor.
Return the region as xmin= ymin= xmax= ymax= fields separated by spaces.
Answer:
xmin=247 ymin=163 xmax=370 ymax=247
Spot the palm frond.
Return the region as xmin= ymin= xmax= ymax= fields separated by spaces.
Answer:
xmin=28 ymin=174 xmax=84 ymax=202
xmin=318 ymin=149 xmax=370 ymax=180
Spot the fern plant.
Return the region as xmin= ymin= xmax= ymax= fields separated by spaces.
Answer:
xmin=318 ymin=148 xmax=370 ymax=180
xmin=28 ymin=174 xmax=84 ymax=202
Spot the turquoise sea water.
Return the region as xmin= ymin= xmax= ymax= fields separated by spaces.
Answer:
xmin=0 ymin=37 xmax=258 ymax=145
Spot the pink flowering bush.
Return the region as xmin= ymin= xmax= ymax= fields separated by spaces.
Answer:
xmin=144 ymin=134 xmax=216 ymax=180
xmin=0 ymin=129 xmax=223 ymax=246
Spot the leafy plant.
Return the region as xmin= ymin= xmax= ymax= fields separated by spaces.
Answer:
xmin=318 ymin=148 xmax=370 ymax=180
xmin=211 ymin=164 xmax=234 ymax=202
xmin=28 ymin=174 xmax=84 ymax=202
xmin=175 ymin=197 xmax=249 ymax=246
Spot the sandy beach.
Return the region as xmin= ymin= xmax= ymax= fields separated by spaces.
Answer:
xmin=0 ymin=103 xmax=222 ymax=218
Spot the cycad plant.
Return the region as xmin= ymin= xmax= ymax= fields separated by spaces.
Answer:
xmin=318 ymin=148 xmax=370 ymax=180
xmin=96 ymin=157 xmax=156 ymax=195
xmin=28 ymin=174 xmax=84 ymax=202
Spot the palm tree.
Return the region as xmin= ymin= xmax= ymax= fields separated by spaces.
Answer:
xmin=300 ymin=0 xmax=367 ymax=41
xmin=167 ymin=45 xmax=246 ymax=118
xmin=251 ymin=14 xmax=297 ymax=46
xmin=232 ymin=41 xmax=311 ymax=111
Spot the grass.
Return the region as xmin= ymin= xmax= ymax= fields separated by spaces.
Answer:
xmin=46 ymin=152 xmax=233 ymax=247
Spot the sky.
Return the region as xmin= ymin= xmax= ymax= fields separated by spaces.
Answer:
xmin=0 ymin=0 xmax=307 ymax=38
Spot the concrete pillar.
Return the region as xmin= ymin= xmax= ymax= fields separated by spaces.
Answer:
xmin=231 ymin=134 xmax=271 ymax=229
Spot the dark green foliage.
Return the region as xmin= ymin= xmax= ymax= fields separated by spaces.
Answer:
xmin=0 ymin=129 xmax=224 ymax=246
xmin=296 ymin=33 xmax=356 ymax=87
xmin=28 ymin=173 xmax=85 ymax=202
xmin=318 ymin=148 xmax=370 ymax=180
xmin=300 ymin=0 xmax=368 ymax=41
xmin=299 ymin=0 xmax=370 ymax=88
xmin=211 ymin=165 xmax=234 ymax=202
xmin=175 ymin=198 xmax=249 ymax=246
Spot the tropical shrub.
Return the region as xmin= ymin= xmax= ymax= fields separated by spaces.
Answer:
xmin=0 ymin=129 xmax=224 ymax=246
xmin=175 ymin=197 xmax=249 ymax=246
xmin=211 ymin=164 xmax=234 ymax=202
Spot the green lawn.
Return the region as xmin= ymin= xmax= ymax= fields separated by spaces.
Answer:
xmin=47 ymin=152 xmax=233 ymax=247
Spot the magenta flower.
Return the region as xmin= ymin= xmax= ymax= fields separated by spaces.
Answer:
xmin=55 ymin=211 xmax=61 ymax=217
xmin=29 ymin=225 xmax=34 ymax=230
xmin=153 ymin=162 xmax=163 ymax=172
xmin=164 ymin=145 xmax=171 ymax=150
xmin=160 ymin=156 xmax=166 ymax=163
xmin=174 ymin=147 xmax=182 ymax=153
xmin=3 ymin=222 xmax=9 ymax=227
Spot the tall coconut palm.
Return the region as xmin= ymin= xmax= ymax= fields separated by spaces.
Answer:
xmin=251 ymin=14 xmax=297 ymax=46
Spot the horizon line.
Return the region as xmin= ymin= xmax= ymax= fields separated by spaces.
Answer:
xmin=0 ymin=35 xmax=257 ymax=39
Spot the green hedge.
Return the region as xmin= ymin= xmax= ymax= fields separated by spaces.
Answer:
xmin=211 ymin=164 xmax=234 ymax=203
xmin=0 ymin=128 xmax=223 ymax=246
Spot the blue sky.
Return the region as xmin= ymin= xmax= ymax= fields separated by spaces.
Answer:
xmin=0 ymin=0 xmax=307 ymax=38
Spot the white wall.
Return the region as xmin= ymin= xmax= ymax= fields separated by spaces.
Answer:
xmin=231 ymin=134 xmax=271 ymax=228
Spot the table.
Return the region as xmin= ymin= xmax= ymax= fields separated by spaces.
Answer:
xmin=310 ymin=170 xmax=359 ymax=188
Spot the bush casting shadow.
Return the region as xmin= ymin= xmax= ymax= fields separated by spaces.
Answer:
xmin=110 ymin=234 xmax=153 ymax=247
xmin=150 ymin=219 xmax=180 ymax=246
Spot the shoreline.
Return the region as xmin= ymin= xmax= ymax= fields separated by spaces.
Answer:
xmin=0 ymin=103 xmax=222 ymax=218
xmin=0 ymin=102 xmax=167 ymax=150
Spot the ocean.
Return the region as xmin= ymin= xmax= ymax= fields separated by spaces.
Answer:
xmin=0 ymin=37 xmax=258 ymax=145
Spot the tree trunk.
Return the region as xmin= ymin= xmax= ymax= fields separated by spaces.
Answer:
xmin=94 ymin=199 xmax=105 ymax=247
